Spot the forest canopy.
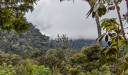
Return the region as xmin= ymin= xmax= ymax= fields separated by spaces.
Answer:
xmin=0 ymin=0 xmax=38 ymax=32
xmin=1 ymin=0 xmax=128 ymax=75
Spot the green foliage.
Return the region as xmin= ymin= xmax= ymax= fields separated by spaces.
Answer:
xmin=0 ymin=8 xmax=15 ymax=30
xmin=96 ymin=14 xmax=128 ymax=75
xmin=101 ymin=18 xmax=119 ymax=32
xmin=57 ymin=45 xmax=111 ymax=75
xmin=37 ymin=48 xmax=66 ymax=75
xmin=70 ymin=53 xmax=86 ymax=64
xmin=0 ymin=63 xmax=16 ymax=75
xmin=85 ymin=65 xmax=111 ymax=75
xmin=0 ymin=51 xmax=21 ymax=65
xmin=0 ymin=59 xmax=51 ymax=75
xmin=23 ymin=48 xmax=44 ymax=58
xmin=13 ymin=18 xmax=32 ymax=33
xmin=98 ymin=18 xmax=126 ymax=48
xmin=82 ymin=45 xmax=101 ymax=61
xmin=55 ymin=34 xmax=70 ymax=49
xmin=1 ymin=0 xmax=128 ymax=75
xmin=0 ymin=0 xmax=38 ymax=32
xmin=16 ymin=59 xmax=51 ymax=75
xmin=88 ymin=2 xmax=106 ymax=18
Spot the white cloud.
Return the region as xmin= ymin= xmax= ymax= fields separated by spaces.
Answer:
xmin=26 ymin=0 xmax=127 ymax=39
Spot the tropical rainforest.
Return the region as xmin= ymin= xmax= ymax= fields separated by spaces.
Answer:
xmin=0 ymin=0 xmax=128 ymax=75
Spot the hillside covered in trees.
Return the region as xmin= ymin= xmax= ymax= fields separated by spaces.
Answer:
xmin=0 ymin=25 xmax=49 ymax=55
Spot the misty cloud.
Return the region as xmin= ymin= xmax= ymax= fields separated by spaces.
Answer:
xmin=26 ymin=0 xmax=127 ymax=39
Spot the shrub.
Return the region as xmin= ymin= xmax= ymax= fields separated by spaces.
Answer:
xmin=0 ymin=63 xmax=16 ymax=75
xmin=16 ymin=59 xmax=51 ymax=75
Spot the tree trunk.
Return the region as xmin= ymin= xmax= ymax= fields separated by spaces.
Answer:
xmin=95 ymin=13 xmax=102 ymax=44
xmin=95 ymin=15 xmax=101 ymax=38
xmin=114 ymin=0 xmax=127 ymax=41
xmin=86 ymin=0 xmax=102 ymax=43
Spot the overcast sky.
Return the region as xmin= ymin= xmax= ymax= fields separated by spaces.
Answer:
xmin=26 ymin=0 xmax=127 ymax=39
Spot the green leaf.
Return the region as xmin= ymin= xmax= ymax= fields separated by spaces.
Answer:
xmin=96 ymin=33 xmax=106 ymax=43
